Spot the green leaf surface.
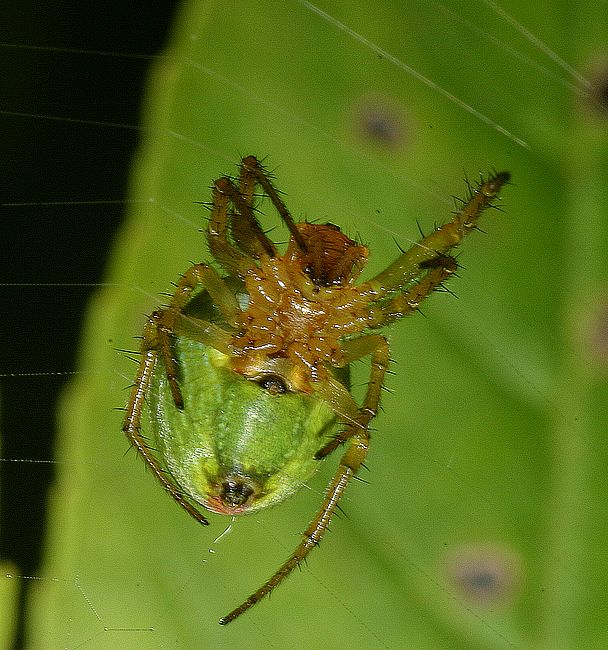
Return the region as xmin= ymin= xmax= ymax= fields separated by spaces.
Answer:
xmin=1 ymin=415 xmax=21 ymax=649
xmin=28 ymin=1 xmax=608 ymax=648
xmin=0 ymin=561 xmax=19 ymax=650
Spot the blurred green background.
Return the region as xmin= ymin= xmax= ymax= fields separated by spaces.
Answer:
xmin=2 ymin=1 xmax=608 ymax=648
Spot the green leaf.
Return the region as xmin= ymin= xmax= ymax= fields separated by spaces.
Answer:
xmin=29 ymin=2 xmax=608 ymax=648
xmin=0 ymin=562 xmax=20 ymax=649
xmin=1 ymin=415 xmax=21 ymax=649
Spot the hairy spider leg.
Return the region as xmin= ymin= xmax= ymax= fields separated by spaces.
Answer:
xmin=237 ymin=157 xmax=256 ymax=204
xmin=220 ymin=439 xmax=368 ymax=624
xmin=313 ymin=173 xmax=508 ymax=459
xmin=210 ymin=156 xmax=357 ymax=280
xmin=123 ymin=264 xmax=236 ymax=525
xmin=311 ymin=176 xmax=507 ymax=456
xmin=154 ymin=264 xmax=238 ymax=409
xmin=361 ymin=172 xmax=510 ymax=298
xmin=375 ymin=254 xmax=458 ymax=323
xmin=122 ymin=318 xmax=209 ymax=525
xmin=334 ymin=333 xmax=390 ymax=436
xmin=207 ymin=177 xmax=272 ymax=276
xmin=207 ymin=155 xmax=311 ymax=272
xmin=223 ymin=155 xmax=273 ymax=259
xmin=219 ymin=339 xmax=389 ymax=624
xmin=241 ymin=155 xmax=309 ymax=254
xmin=314 ymin=257 xmax=456 ymax=458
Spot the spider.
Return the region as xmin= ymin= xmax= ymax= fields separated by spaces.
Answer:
xmin=123 ymin=155 xmax=509 ymax=624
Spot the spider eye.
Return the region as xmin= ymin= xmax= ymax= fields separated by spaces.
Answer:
xmin=256 ymin=374 xmax=289 ymax=395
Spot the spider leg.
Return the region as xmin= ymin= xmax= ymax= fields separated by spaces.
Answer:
xmin=314 ymin=257 xmax=455 ymax=457
xmin=207 ymin=178 xmax=262 ymax=276
xmin=225 ymin=157 xmax=268 ymax=258
xmin=122 ymin=314 xmax=211 ymax=526
xmin=241 ymin=155 xmax=309 ymax=253
xmin=315 ymin=334 xmax=389 ymax=459
xmin=362 ymin=171 xmax=509 ymax=298
xmin=238 ymin=155 xmax=257 ymax=205
xmin=372 ymin=254 xmax=458 ymax=326
xmin=123 ymin=263 xmax=237 ymax=524
xmin=219 ymin=423 xmax=370 ymax=625
xmin=157 ymin=264 xmax=239 ymax=408
xmin=175 ymin=263 xmax=240 ymax=324
xmin=210 ymin=175 xmax=278 ymax=270
xmin=310 ymin=370 xmax=359 ymax=419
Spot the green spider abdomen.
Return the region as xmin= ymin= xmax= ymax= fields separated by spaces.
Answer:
xmin=145 ymin=336 xmax=340 ymax=515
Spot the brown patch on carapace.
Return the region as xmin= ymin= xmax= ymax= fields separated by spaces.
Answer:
xmin=288 ymin=222 xmax=368 ymax=287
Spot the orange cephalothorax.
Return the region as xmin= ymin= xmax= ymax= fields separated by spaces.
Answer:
xmin=229 ymin=222 xmax=370 ymax=384
xmin=232 ymin=251 xmax=375 ymax=384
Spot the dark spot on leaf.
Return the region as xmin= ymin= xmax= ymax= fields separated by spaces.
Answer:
xmin=445 ymin=543 xmax=522 ymax=607
xmin=581 ymin=56 xmax=608 ymax=120
xmin=350 ymin=94 xmax=411 ymax=150
xmin=588 ymin=292 xmax=608 ymax=371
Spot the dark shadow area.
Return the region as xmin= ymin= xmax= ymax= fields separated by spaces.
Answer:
xmin=0 ymin=3 xmax=178 ymax=646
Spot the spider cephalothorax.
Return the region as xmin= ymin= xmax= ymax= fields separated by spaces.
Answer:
xmin=231 ymin=222 xmax=374 ymax=389
xmin=123 ymin=155 xmax=510 ymax=624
